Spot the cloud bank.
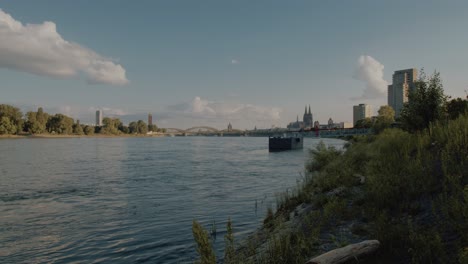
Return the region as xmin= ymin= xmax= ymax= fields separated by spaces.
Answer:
xmin=0 ymin=9 xmax=128 ymax=85
xmin=353 ymin=55 xmax=387 ymax=99
xmin=167 ymin=96 xmax=281 ymax=121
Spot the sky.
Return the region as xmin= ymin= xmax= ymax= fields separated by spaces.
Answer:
xmin=1 ymin=0 xmax=467 ymax=129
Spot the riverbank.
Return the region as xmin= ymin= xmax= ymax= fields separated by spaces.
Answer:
xmin=0 ymin=133 xmax=165 ymax=139
xmin=225 ymin=114 xmax=467 ymax=263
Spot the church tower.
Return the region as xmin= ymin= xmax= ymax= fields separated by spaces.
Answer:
xmin=303 ymin=105 xmax=313 ymax=128
xmin=303 ymin=106 xmax=308 ymax=127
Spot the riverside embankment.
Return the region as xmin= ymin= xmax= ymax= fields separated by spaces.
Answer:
xmin=226 ymin=114 xmax=467 ymax=264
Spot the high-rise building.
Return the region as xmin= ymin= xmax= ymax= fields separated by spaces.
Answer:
xmin=148 ymin=113 xmax=153 ymax=126
xmin=388 ymin=68 xmax=417 ymax=117
xmin=95 ymin=110 xmax=103 ymax=126
xmin=353 ymin=104 xmax=372 ymax=125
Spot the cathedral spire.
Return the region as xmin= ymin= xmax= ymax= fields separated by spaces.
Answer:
xmin=308 ymin=105 xmax=311 ymax=115
xmin=304 ymin=106 xmax=307 ymax=115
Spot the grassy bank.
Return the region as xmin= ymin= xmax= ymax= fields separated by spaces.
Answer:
xmin=193 ymin=113 xmax=467 ymax=263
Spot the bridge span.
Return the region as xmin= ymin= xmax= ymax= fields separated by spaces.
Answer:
xmin=162 ymin=127 xmax=371 ymax=137
xmin=163 ymin=126 xmax=244 ymax=135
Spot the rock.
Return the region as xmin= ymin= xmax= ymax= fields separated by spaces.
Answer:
xmin=353 ymin=174 xmax=366 ymax=184
xmin=325 ymin=186 xmax=346 ymax=198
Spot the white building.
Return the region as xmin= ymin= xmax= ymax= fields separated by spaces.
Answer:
xmin=95 ymin=110 xmax=103 ymax=126
xmin=353 ymin=104 xmax=372 ymax=125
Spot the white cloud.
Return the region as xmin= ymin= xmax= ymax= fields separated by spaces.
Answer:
xmin=88 ymin=106 xmax=128 ymax=116
xmin=231 ymin=59 xmax=239 ymax=64
xmin=0 ymin=9 xmax=128 ymax=85
xmin=167 ymin=96 xmax=281 ymax=121
xmin=353 ymin=55 xmax=388 ymax=99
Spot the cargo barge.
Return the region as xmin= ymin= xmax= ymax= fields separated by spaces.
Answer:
xmin=268 ymin=134 xmax=304 ymax=152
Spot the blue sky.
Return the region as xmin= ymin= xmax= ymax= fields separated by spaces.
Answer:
xmin=1 ymin=1 xmax=467 ymax=129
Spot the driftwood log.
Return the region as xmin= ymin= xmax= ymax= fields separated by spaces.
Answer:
xmin=306 ymin=240 xmax=380 ymax=264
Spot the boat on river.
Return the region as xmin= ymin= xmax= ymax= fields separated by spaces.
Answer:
xmin=268 ymin=134 xmax=303 ymax=152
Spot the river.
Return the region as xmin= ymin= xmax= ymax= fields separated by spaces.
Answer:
xmin=0 ymin=137 xmax=344 ymax=263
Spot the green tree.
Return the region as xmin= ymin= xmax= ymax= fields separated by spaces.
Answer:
xmin=0 ymin=116 xmax=16 ymax=134
xmin=137 ymin=120 xmax=148 ymax=134
xmin=446 ymin=97 xmax=468 ymax=120
xmin=400 ymin=70 xmax=447 ymax=131
xmin=73 ymin=122 xmax=84 ymax=135
xmin=84 ymin=125 xmax=95 ymax=135
xmin=354 ymin=117 xmax=373 ymax=129
xmin=0 ymin=104 xmax=24 ymax=134
xmin=101 ymin=117 xmax=122 ymax=135
xmin=128 ymin=120 xmax=148 ymax=134
xmin=148 ymin=124 xmax=158 ymax=132
xmin=128 ymin=121 xmax=137 ymax=134
xmin=118 ymin=124 xmax=130 ymax=134
xmin=46 ymin=114 xmax=74 ymax=134
xmin=373 ymin=105 xmax=395 ymax=133
xmin=25 ymin=107 xmax=49 ymax=134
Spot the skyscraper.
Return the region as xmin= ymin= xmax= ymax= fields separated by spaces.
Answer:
xmin=95 ymin=110 xmax=103 ymax=126
xmin=148 ymin=113 xmax=153 ymax=126
xmin=353 ymin=104 xmax=372 ymax=125
xmin=388 ymin=68 xmax=417 ymax=117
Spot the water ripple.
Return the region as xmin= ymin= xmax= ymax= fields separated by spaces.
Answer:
xmin=0 ymin=137 xmax=344 ymax=263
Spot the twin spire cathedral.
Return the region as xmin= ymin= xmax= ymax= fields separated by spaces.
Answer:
xmin=303 ymin=105 xmax=313 ymax=128
xmin=288 ymin=105 xmax=314 ymax=129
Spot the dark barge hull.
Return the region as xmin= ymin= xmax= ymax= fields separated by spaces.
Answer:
xmin=269 ymin=136 xmax=304 ymax=152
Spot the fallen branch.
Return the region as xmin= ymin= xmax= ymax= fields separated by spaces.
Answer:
xmin=306 ymin=240 xmax=380 ymax=264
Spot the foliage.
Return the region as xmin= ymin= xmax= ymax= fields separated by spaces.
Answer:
xmin=400 ymin=70 xmax=447 ymax=132
xmin=192 ymin=220 xmax=216 ymax=264
xmin=373 ymin=105 xmax=395 ymax=134
xmin=148 ymin=124 xmax=158 ymax=132
xmin=118 ymin=124 xmax=130 ymax=134
xmin=24 ymin=107 xmax=49 ymax=134
xmin=260 ymin=113 xmax=467 ymax=263
xmin=0 ymin=104 xmax=23 ymax=134
xmin=354 ymin=117 xmax=373 ymax=129
xmin=72 ymin=121 xmax=84 ymax=135
xmin=46 ymin=114 xmax=74 ymax=134
xmin=306 ymin=141 xmax=342 ymax=172
xmin=261 ymin=232 xmax=312 ymax=264
xmin=83 ymin=125 xmax=94 ymax=135
xmin=0 ymin=116 xmax=17 ymax=134
xmin=224 ymin=218 xmax=235 ymax=264
xmin=446 ymin=96 xmax=468 ymax=120
xmin=129 ymin=120 xmax=148 ymax=134
xmin=137 ymin=120 xmax=148 ymax=134
xmin=263 ymin=208 xmax=275 ymax=229
xmin=101 ymin=117 xmax=122 ymax=135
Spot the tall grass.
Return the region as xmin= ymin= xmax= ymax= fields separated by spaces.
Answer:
xmin=192 ymin=220 xmax=216 ymax=264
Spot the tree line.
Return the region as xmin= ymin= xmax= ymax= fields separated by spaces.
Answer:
xmin=0 ymin=106 xmax=165 ymax=135
xmin=354 ymin=70 xmax=468 ymax=133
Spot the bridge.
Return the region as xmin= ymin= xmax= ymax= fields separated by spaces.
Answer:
xmin=162 ymin=126 xmax=372 ymax=137
xmin=163 ymin=126 xmax=245 ymax=135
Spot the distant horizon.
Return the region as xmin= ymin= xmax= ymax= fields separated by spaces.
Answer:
xmin=1 ymin=1 xmax=467 ymax=129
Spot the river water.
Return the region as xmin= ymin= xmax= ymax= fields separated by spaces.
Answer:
xmin=0 ymin=137 xmax=344 ymax=263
